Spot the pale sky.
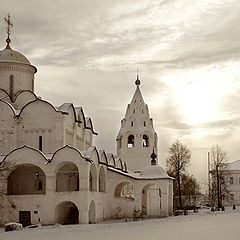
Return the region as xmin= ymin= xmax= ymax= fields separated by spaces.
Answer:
xmin=1 ymin=0 xmax=240 ymax=191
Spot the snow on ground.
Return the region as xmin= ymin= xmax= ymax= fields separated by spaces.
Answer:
xmin=1 ymin=209 xmax=239 ymax=240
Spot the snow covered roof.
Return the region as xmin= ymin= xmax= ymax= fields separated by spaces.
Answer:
xmin=140 ymin=165 xmax=172 ymax=179
xmin=108 ymin=164 xmax=173 ymax=180
xmin=226 ymin=159 xmax=240 ymax=170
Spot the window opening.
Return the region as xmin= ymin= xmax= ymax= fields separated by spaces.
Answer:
xmin=128 ymin=135 xmax=134 ymax=148
xmin=142 ymin=135 xmax=149 ymax=147
xmin=39 ymin=136 xmax=43 ymax=151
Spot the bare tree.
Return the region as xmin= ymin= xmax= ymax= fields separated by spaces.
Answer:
xmin=166 ymin=140 xmax=191 ymax=209
xmin=209 ymin=145 xmax=229 ymax=209
xmin=0 ymin=160 xmax=16 ymax=225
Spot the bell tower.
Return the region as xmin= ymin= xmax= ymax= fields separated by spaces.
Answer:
xmin=116 ymin=75 xmax=158 ymax=172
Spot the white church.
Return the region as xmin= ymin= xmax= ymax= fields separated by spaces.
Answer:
xmin=0 ymin=17 xmax=173 ymax=227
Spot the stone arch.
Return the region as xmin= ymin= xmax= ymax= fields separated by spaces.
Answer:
xmin=88 ymin=200 xmax=96 ymax=224
xmin=127 ymin=134 xmax=134 ymax=148
xmin=114 ymin=182 xmax=135 ymax=200
xmin=7 ymin=163 xmax=46 ymax=195
xmin=99 ymin=166 xmax=106 ymax=192
xmin=55 ymin=201 xmax=79 ymax=224
xmin=56 ymin=162 xmax=79 ymax=192
xmin=142 ymin=184 xmax=161 ymax=216
xmin=89 ymin=164 xmax=97 ymax=191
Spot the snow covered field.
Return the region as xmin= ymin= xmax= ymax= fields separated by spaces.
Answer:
xmin=1 ymin=209 xmax=239 ymax=240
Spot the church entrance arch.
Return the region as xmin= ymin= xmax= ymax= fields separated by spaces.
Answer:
xmin=55 ymin=201 xmax=79 ymax=224
xmin=89 ymin=200 xmax=96 ymax=224
xmin=142 ymin=184 xmax=161 ymax=217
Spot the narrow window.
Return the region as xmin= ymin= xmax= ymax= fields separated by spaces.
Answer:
xmin=133 ymin=109 xmax=135 ymax=113
xmin=128 ymin=135 xmax=134 ymax=148
xmin=230 ymin=177 xmax=234 ymax=185
xmin=131 ymin=121 xmax=133 ymax=126
xmin=142 ymin=109 xmax=143 ymax=114
xmin=144 ymin=121 xmax=146 ymax=127
xmin=9 ymin=75 xmax=14 ymax=100
xmin=39 ymin=136 xmax=43 ymax=151
xmin=142 ymin=135 xmax=149 ymax=147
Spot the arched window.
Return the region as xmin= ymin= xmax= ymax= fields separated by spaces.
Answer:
xmin=142 ymin=135 xmax=149 ymax=147
xmin=133 ymin=109 xmax=135 ymax=113
xmin=230 ymin=177 xmax=234 ymax=184
xmin=131 ymin=121 xmax=134 ymax=126
xmin=128 ymin=135 xmax=134 ymax=148
xmin=144 ymin=121 xmax=146 ymax=127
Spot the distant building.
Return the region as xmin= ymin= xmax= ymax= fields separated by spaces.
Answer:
xmin=223 ymin=160 xmax=240 ymax=206
xmin=0 ymin=19 xmax=173 ymax=226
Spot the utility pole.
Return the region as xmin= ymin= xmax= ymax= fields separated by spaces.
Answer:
xmin=208 ymin=152 xmax=211 ymax=204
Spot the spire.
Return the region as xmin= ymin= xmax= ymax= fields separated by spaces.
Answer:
xmin=4 ymin=14 xmax=13 ymax=49
xmin=135 ymin=68 xmax=140 ymax=86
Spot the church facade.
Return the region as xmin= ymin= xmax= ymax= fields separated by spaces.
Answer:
xmin=0 ymin=24 xmax=173 ymax=226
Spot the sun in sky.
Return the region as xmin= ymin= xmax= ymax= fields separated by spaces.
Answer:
xmin=161 ymin=62 xmax=240 ymax=126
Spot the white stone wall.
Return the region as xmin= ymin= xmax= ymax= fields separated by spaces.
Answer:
xmin=0 ymin=145 xmax=173 ymax=226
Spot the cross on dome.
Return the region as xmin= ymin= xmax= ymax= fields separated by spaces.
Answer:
xmin=4 ymin=14 xmax=13 ymax=48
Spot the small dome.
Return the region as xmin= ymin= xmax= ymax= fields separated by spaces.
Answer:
xmin=0 ymin=47 xmax=31 ymax=65
xmin=140 ymin=165 xmax=169 ymax=179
